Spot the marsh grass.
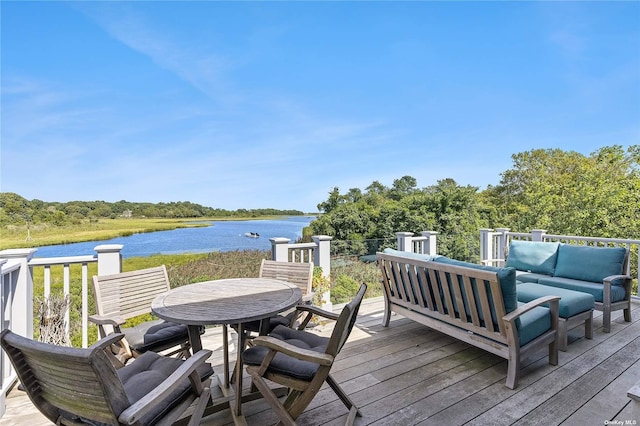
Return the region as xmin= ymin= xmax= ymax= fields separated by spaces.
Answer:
xmin=35 ymin=250 xmax=377 ymax=346
xmin=1 ymin=218 xmax=212 ymax=250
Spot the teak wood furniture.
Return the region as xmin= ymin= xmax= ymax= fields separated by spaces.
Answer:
xmin=235 ymin=260 xmax=315 ymax=337
xmin=378 ymin=251 xmax=560 ymax=389
xmin=0 ymin=330 xmax=212 ymax=426
xmin=90 ymin=265 xmax=191 ymax=365
xmin=243 ymin=283 xmax=367 ymax=425
xmin=151 ymin=277 xmax=301 ymax=423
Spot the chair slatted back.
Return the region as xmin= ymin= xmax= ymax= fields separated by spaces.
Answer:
xmin=0 ymin=330 xmax=128 ymax=425
xmin=93 ymin=266 xmax=170 ymax=320
xmin=327 ymin=283 xmax=367 ymax=356
xmin=259 ymin=260 xmax=314 ymax=297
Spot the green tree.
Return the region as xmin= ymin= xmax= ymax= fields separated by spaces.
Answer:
xmin=486 ymin=145 xmax=640 ymax=238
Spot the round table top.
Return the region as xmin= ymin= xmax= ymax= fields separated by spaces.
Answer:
xmin=151 ymin=277 xmax=302 ymax=326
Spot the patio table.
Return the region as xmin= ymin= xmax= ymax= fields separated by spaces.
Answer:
xmin=151 ymin=277 xmax=302 ymax=422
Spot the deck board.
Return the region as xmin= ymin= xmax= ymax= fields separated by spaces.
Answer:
xmin=4 ymin=297 xmax=640 ymax=425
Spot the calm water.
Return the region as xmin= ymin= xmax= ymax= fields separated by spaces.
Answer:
xmin=33 ymin=216 xmax=315 ymax=259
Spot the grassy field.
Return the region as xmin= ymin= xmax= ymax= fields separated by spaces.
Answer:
xmin=0 ymin=217 xmax=282 ymax=250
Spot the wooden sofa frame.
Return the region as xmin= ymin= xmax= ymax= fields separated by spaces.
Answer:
xmin=377 ymin=252 xmax=560 ymax=389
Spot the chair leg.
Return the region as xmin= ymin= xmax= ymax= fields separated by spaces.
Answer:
xmin=326 ymin=375 xmax=360 ymax=417
xmin=602 ymin=308 xmax=611 ymax=333
xmin=250 ymin=373 xmax=296 ymax=426
xmin=382 ymin=297 xmax=391 ymax=327
xmin=187 ymin=385 xmax=211 ymax=426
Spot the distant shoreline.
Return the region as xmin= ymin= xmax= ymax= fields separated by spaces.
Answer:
xmin=1 ymin=215 xmax=316 ymax=251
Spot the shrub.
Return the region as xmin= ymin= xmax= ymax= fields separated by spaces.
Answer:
xmin=331 ymin=274 xmax=360 ymax=304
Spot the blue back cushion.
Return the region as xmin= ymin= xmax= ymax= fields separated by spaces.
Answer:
xmin=505 ymin=241 xmax=559 ymax=275
xmin=553 ymin=244 xmax=626 ymax=283
xmin=432 ymin=257 xmax=518 ymax=316
xmin=382 ymin=248 xmax=442 ymax=262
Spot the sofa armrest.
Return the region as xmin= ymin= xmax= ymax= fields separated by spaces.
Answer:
xmin=602 ymin=274 xmax=633 ymax=303
xmin=603 ymin=274 xmax=632 ymax=285
xmin=502 ymin=295 xmax=560 ymax=348
xmin=503 ymin=295 xmax=560 ymax=323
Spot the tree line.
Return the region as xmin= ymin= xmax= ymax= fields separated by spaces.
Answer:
xmin=309 ymin=145 xmax=640 ymax=262
xmin=0 ymin=195 xmax=304 ymax=226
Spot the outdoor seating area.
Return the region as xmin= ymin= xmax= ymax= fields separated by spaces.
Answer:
xmin=1 ymin=229 xmax=639 ymax=424
xmin=5 ymin=295 xmax=640 ymax=425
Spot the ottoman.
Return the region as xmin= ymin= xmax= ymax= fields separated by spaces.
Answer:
xmin=517 ymin=282 xmax=595 ymax=351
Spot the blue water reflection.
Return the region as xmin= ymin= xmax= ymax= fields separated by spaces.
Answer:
xmin=33 ymin=216 xmax=315 ymax=259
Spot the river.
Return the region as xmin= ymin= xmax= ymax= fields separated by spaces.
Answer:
xmin=33 ymin=216 xmax=316 ymax=259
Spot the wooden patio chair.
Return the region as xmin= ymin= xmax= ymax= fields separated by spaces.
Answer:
xmin=0 ymin=330 xmax=213 ymax=426
xmin=90 ymin=265 xmax=193 ymax=365
xmin=233 ymin=260 xmax=314 ymax=339
xmin=242 ymin=283 xmax=367 ymax=425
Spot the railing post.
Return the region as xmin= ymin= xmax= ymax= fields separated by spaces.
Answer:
xmin=479 ymin=229 xmax=493 ymax=264
xmin=312 ymin=235 xmax=333 ymax=311
xmin=94 ymin=245 xmax=123 ymax=276
xmin=396 ymin=232 xmax=414 ymax=252
xmin=312 ymin=235 xmax=332 ymax=278
xmin=270 ymin=238 xmax=291 ymax=262
xmin=496 ymin=228 xmax=510 ymax=260
xmin=0 ymin=249 xmax=37 ymax=340
xmin=420 ymin=231 xmax=438 ymax=255
xmin=0 ymin=259 xmax=7 ymax=418
xmin=531 ymin=229 xmax=547 ymax=242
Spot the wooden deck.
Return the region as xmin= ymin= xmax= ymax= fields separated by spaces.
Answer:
xmin=5 ymin=296 xmax=640 ymax=425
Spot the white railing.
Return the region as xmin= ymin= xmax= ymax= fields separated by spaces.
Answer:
xmin=479 ymin=228 xmax=640 ymax=289
xmin=395 ymin=231 xmax=438 ymax=255
xmin=28 ymin=255 xmax=97 ymax=349
xmin=0 ymin=258 xmax=20 ymax=417
xmin=0 ymin=245 xmax=123 ymax=417
xmin=271 ymin=235 xmax=333 ymax=310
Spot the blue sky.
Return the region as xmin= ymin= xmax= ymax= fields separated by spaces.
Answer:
xmin=2 ymin=1 xmax=639 ymax=212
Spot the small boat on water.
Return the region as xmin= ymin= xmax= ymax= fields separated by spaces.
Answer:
xmin=244 ymin=232 xmax=260 ymax=238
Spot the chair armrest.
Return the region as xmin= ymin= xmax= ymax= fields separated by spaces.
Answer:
xmin=252 ymin=335 xmax=334 ymax=366
xmin=89 ymin=333 xmax=125 ymax=350
xmin=295 ymin=305 xmax=339 ymax=322
xmin=502 ymin=295 xmax=561 ymax=323
xmin=300 ymin=293 xmax=315 ymax=303
xmin=118 ymin=349 xmax=213 ymax=425
xmin=603 ymin=274 xmax=632 ymax=286
xmin=89 ymin=314 xmax=126 ymax=327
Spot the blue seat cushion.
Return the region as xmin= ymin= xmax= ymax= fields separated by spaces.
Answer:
xmin=517 ymin=302 xmax=552 ymax=346
xmin=553 ymin=245 xmax=626 ymax=283
xmin=517 ymin=282 xmax=594 ymax=318
xmin=515 ymin=270 xmax=551 ymax=283
xmin=538 ymin=276 xmax=627 ymax=303
xmin=242 ymin=325 xmax=329 ymax=381
xmin=123 ymin=319 xmax=190 ymax=353
xmin=506 ymin=241 xmax=560 ymax=275
xmin=118 ymin=351 xmax=213 ymax=426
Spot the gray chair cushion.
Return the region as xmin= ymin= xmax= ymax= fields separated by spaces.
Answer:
xmin=236 ymin=314 xmax=292 ymax=334
xmin=118 ymin=351 xmax=213 ymax=425
xmin=122 ymin=319 xmax=189 ymax=353
xmin=242 ymin=325 xmax=329 ymax=381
